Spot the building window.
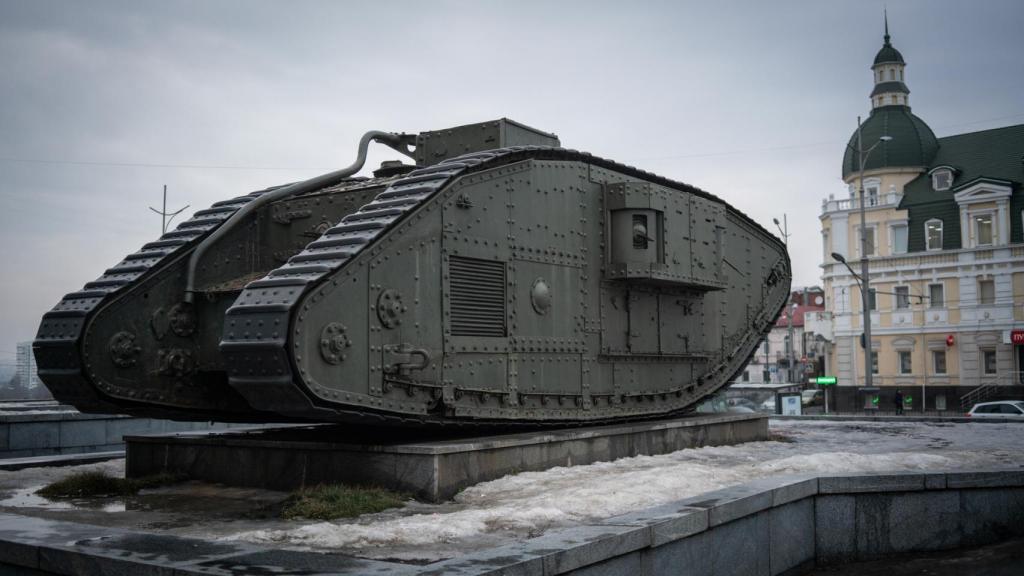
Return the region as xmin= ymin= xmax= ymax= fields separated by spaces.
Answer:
xmin=983 ymin=350 xmax=997 ymax=375
xmin=895 ymin=286 xmax=910 ymax=309
xmin=929 ymin=283 xmax=944 ymax=308
xmin=891 ymin=223 xmax=908 ymax=254
xmin=979 ymin=279 xmax=995 ymax=305
xmin=857 ymin=226 xmax=877 ymax=256
xmin=822 ymin=231 xmax=830 ymax=261
xmin=931 ymin=169 xmax=953 ymax=191
xmin=933 ymin=350 xmax=947 ymax=374
xmin=899 ymin=69 xmax=903 ymax=81
xmin=865 ymin=183 xmax=879 ymax=205
xmin=888 ymin=69 xmax=895 ymax=80
xmin=742 ymin=370 xmax=750 ymax=382
xmin=926 ymin=219 xmax=943 ymax=250
xmin=899 ymin=351 xmax=912 ymax=374
xmin=867 ymin=288 xmax=877 ymax=311
xmin=974 ymin=213 xmax=994 ymax=246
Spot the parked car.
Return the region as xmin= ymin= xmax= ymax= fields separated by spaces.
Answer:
xmin=967 ymin=401 xmax=1024 ymax=419
xmin=801 ymin=390 xmax=823 ymax=407
xmin=727 ymin=398 xmax=759 ymax=412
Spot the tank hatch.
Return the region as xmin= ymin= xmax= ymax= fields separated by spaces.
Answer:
xmin=414 ymin=118 xmax=559 ymax=166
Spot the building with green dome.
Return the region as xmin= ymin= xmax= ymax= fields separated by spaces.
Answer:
xmin=817 ymin=17 xmax=1024 ymax=413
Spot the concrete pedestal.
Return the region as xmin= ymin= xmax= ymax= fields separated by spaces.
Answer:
xmin=126 ymin=413 xmax=767 ymax=501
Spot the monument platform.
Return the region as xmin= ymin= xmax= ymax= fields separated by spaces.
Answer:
xmin=125 ymin=412 xmax=767 ymax=501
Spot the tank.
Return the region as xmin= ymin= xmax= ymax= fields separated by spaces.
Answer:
xmin=35 ymin=119 xmax=791 ymax=426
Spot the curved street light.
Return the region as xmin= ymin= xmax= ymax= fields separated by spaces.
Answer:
xmin=842 ymin=121 xmax=892 ymax=391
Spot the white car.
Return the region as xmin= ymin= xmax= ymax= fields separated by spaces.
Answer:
xmin=967 ymin=400 xmax=1024 ymax=419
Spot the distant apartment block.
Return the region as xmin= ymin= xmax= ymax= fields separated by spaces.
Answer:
xmin=16 ymin=341 xmax=41 ymax=390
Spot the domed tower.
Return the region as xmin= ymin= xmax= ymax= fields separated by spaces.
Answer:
xmin=841 ymin=13 xmax=938 ymax=183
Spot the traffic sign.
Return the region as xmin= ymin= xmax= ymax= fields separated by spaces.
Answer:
xmin=814 ymin=376 xmax=837 ymax=386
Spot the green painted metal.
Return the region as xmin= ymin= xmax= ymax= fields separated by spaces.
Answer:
xmin=35 ymin=119 xmax=791 ymax=426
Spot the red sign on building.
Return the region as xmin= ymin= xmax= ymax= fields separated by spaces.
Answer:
xmin=1012 ymin=330 xmax=1024 ymax=345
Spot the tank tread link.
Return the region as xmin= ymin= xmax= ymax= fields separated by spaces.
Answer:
xmin=222 ymin=146 xmax=791 ymax=426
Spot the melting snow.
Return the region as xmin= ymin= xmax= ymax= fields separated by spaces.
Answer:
xmin=228 ymin=419 xmax=1024 ymax=561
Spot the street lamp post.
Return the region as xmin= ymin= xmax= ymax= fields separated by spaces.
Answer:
xmin=773 ymin=216 xmax=794 ymax=383
xmin=784 ymin=303 xmax=798 ymax=384
xmin=835 ymin=120 xmax=891 ymax=394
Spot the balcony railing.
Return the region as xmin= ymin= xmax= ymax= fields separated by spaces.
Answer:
xmin=821 ymin=192 xmax=903 ymax=214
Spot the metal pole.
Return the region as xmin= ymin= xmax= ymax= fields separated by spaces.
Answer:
xmin=788 ymin=306 xmax=795 ymax=383
xmin=161 ymin=185 xmax=167 ymax=234
xmin=858 ymin=116 xmax=873 ymax=390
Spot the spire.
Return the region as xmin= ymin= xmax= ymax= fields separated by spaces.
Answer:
xmin=884 ymin=8 xmax=890 ymax=44
xmin=870 ymin=9 xmax=908 ymax=108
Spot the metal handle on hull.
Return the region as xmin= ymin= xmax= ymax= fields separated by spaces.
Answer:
xmin=183 ymin=130 xmax=416 ymax=303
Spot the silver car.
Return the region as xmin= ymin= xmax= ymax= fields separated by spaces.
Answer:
xmin=967 ymin=400 xmax=1024 ymax=419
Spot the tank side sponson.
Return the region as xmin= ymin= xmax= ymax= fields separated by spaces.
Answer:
xmin=221 ymin=147 xmax=791 ymax=425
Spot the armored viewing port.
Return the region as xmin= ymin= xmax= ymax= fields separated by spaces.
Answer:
xmin=125 ymin=413 xmax=767 ymax=502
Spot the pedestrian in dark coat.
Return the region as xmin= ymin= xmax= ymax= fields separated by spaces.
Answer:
xmin=894 ymin=389 xmax=904 ymax=415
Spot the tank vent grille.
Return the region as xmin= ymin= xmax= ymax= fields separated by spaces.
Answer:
xmin=449 ymin=256 xmax=506 ymax=337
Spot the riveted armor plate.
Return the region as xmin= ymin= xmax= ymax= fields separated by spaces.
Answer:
xmin=169 ymin=302 xmax=196 ymax=337
xmin=376 ymin=289 xmax=405 ymax=329
xmin=319 ymin=322 xmax=351 ymax=364
xmin=531 ymin=277 xmax=552 ymax=315
xmin=109 ymin=331 xmax=140 ymax=368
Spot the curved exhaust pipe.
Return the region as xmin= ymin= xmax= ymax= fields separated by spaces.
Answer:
xmin=183 ymin=130 xmax=415 ymax=303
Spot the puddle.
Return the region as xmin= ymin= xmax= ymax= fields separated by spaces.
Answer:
xmin=0 ymin=482 xmax=287 ymax=519
xmin=1 ymin=486 xmax=125 ymax=512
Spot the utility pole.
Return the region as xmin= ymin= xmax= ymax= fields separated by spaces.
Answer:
xmin=149 ymin=185 xmax=189 ymax=235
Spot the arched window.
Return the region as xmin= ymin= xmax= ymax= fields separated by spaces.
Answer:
xmin=889 ymin=69 xmax=895 ymax=80
xmin=925 ymin=219 xmax=943 ymax=251
xmin=899 ymin=69 xmax=904 ymax=81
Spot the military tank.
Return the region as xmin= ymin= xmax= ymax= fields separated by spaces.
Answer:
xmin=35 ymin=119 xmax=791 ymax=426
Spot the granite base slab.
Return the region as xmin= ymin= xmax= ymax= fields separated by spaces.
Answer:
xmin=125 ymin=413 xmax=767 ymax=501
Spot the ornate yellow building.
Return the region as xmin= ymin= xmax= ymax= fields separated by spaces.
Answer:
xmin=819 ymin=21 xmax=1024 ymax=412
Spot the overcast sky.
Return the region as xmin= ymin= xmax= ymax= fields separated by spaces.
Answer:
xmin=1 ymin=0 xmax=1022 ymax=366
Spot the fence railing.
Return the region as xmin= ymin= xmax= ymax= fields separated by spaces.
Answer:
xmin=822 ymin=192 xmax=903 ymax=214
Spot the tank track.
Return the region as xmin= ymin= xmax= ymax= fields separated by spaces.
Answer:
xmin=33 ymin=184 xmax=291 ymax=416
xmin=222 ymin=146 xmax=792 ymax=426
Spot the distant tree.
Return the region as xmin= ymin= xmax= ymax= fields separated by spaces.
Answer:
xmin=1 ymin=374 xmax=27 ymax=400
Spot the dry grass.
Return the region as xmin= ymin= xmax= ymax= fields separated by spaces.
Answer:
xmin=36 ymin=471 xmax=184 ymax=499
xmin=281 ymin=484 xmax=408 ymax=520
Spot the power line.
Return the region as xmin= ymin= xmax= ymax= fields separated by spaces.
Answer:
xmin=2 ymin=113 xmax=1021 ymax=171
xmin=0 ymin=157 xmax=322 ymax=172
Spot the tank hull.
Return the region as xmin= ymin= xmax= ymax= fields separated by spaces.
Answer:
xmin=222 ymin=148 xmax=791 ymax=425
xmin=35 ymin=121 xmax=790 ymax=426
